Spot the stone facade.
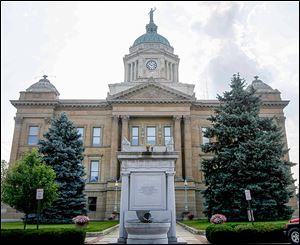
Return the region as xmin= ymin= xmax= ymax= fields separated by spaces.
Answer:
xmin=3 ymin=11 xmax=297 ymax=220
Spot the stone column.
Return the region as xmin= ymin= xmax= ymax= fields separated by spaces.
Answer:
xmin=175 ymin=63 xmax=179 ymax=82
xmin=171 ymin=63 xmax=174 ymax=81
xmin=165 ymin=60 xmax=168 ymax=79
xmin=173 ymin=116 xmax=183 ymax=180
xmin=166 ymin=62 xmax=169 ymax=80
xmin=121 ymin=115 xmax=130 ymax=141
xmin=166 ymin=170 xmax=177 ymax=243
xmin=9 ymin=116 xmax=23 ymax=164
xmin=118 ymin=170 xmax=130 ymax=243
xmin=183 ymin=116 xmax=193 ymax=180
xmin=135 ymin=60 xmax=138 ymax=80
xmin=132 ymin=62 xmax=135 ymax=81
xmin=173 ymin=64 xmax=176 ymax=82
xmin=128 ymin=64 xmax=131 ymax=82
xmin=278 ymin=116 xmax=289 ymax=161
xmin=109 ymin=115 xmax=119 ymax=180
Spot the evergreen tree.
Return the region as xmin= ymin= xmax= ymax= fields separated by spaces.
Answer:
xmin=38 ymin=112 xmax=87 ymax=223
xmin=201 ymin=74 xmax=295 ymax=221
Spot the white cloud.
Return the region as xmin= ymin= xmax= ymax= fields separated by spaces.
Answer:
xmin=1 ymin=1 xmax=298 ymax=187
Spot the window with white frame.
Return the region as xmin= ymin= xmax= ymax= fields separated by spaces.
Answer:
xmin=202 ymin=127 xmax=210 ymax=144
xmin=92 ymin=127 xmax=101 ymax=146
xmin=131 ymin=127 xmax=139 ymax=146
xmin=77 ymin=127 xmax=84 ymax=142
xmin=90 ymin=160 xmax=100 ymax=182
xmin=164 ymin=126 xmax=172 ymax=145
xmin=28 ymin=126 xmax=39 ymax=145
xmin=147 ymin=127 xmax=156 ymax=145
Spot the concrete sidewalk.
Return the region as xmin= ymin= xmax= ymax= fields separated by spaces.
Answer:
xmin=85 ymin=224 xmax=209 ymax=244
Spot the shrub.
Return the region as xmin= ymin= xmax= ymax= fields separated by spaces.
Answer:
xmin=187 ymin=213 xmax=194 ymax=220
xmin=206 ymin=224 xmax=235 ymax=244
xmin=210 ymin=214 xmax=227 ymax=224
xmin=1 ymin=229 xmax=86 ymax=245
xmin=234 ymin=224 xmax=258 ymax=243
xmin=205 ymin=223 xmax=287 ymax=244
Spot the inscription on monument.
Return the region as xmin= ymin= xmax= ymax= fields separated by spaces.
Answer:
xmin=138 ymin=185 xmax=158 ymax=196
xmin=129 ymin=172 xmax=166 ymax=210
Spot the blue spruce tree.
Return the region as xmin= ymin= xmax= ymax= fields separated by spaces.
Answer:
xmin=201 ymin=74 xmax=295 ymax=221
xmin=38 ymin=112 xmax=87 ymax=223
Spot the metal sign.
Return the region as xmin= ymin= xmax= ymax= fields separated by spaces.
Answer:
xmin=36 ymin=189 xmax=44 ymax=200
xmin=247 ymin=209 xmax=255 ymax=222
xmin=245 ymin=190 xmax=251 ymax=200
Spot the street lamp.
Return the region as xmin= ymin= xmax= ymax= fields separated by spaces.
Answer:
xmin=114 ymin=180 xmax=118 ymax=212
xmin=184 ymin=179 xmax=188 ymax=212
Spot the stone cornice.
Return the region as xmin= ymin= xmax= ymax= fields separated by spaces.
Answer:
xmin=10 ymin=100 xmax=59 ymax=107
xmin=10 ymin=98 xmax=289 ymax=108
xmin=261 ymin=100 xmax=289 ymax=107
xmin=108 ymin=99 xmax=193 ymax=104
xmin=192 ymin=100 xmax=290 ymax=108
xmin=10 ymin=99 xmax=110 ymax=108
xmin=58 ymin=99 xmax=109 ymax=108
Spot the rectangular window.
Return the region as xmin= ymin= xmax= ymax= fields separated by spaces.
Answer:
xmin=28 ymin=126 xmax=39 ymax=145
xmin=164 ymin=126 xmax=171 ymax=145
xmin=77 ymin=127 xmax=84 ymax=142
xmin=202 ymin=127 xmax=210 ymax=144
xmin=88 ymin=197 xmax=97 ymax=211
xmin=90 ymin=160 xmax=99 ymax=182
xmin=147 ymin=127 xmax=156 ymax=145
xmin=92 ymin=127 xmax=101 ymax=146
xmin=131 ymin=127 xmax=139 ymax=146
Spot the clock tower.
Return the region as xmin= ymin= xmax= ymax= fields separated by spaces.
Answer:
xmin=123 ymin=8 xmax=179 ymax=83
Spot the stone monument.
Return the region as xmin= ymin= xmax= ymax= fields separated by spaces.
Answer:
xmin=117 ymin=137 xmax=182 ymax=244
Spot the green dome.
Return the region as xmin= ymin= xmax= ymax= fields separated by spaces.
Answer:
xmin=133 ymin=33 xmax=171 ymax=47
xmin=132 ymin=8 xmax=171 ymax=48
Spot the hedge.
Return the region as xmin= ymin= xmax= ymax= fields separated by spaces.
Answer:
xmin=1 ymin=228 xmax=86 ymax=244
xmin=206 ymin=223 xmax=287 ymax=244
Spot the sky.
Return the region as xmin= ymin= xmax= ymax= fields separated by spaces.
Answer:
xmin=1 ymin=1 xmax=299 ymax=188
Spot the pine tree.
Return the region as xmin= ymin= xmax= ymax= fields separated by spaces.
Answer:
xmin=201 ymin=74 xmax=295 ymax=221
xmin=38 ymin=112 xmax=87 ymax=223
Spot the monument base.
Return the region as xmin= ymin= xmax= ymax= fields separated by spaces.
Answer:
xmin=125 ymin=222 xmax=170 ymax=244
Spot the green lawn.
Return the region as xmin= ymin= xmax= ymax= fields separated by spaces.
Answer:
xmin=1 ymin=220 xmax=119 ymax=232
xmin=181 ymin=219 xmax=288 ymax=230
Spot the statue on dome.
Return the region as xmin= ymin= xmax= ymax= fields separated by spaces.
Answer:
xmin=149 ymin=7 xmax=156 ymax=23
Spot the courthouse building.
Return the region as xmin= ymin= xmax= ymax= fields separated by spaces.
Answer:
xmin=4 ymin=10 xmax=297 ymax=220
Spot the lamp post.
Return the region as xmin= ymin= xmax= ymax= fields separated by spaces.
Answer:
xmin=114 ymin=180 xmax=119 ymax=212
xmin=184 ymin=179 xmax=188 ymax=212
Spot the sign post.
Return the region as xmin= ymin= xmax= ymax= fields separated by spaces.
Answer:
xmin=245 ymin=190 xmax=254 ymax=225
xmin=36 ymin=189 xmax=44 ymax=230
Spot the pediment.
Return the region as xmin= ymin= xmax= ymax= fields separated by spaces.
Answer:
xmin=107 ymin=82 xmax=195 ymax=103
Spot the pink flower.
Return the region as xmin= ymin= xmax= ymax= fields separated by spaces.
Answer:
xmin=210 ymin=214 xmax=227 ymax=224
xmin=72 ymin=215 xmax=90 ymax=225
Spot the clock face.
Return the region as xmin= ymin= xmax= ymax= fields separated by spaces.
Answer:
xmin=146 ymin=60 xmax=157 ymax=71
